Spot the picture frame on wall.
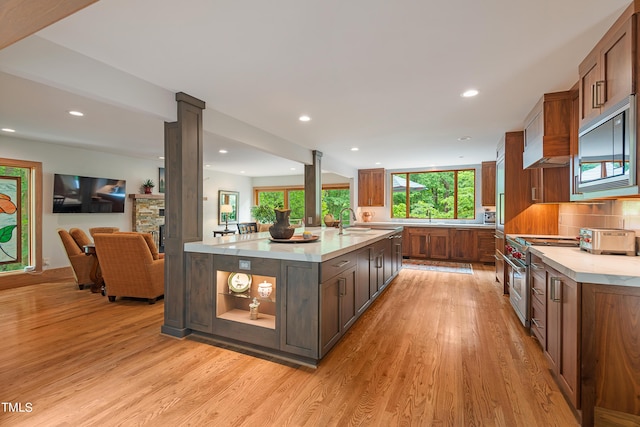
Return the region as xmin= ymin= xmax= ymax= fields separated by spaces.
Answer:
xmin=218 ymin=190 xmax=238 ymax=226
xmin=158 ymin=167 xmax=165 ymax=193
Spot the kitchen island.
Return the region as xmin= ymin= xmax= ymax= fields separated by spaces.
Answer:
xmin=183 ymin=227 xmax=403 ymax=367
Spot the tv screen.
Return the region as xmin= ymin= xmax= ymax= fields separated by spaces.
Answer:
xmin=53 ymin=174 xmax=126 ymax=213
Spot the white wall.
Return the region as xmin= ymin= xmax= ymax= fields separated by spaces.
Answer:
xmin=203 ymin=168 xmax=252 ymax=234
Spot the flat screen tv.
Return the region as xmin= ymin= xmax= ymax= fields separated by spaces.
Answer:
xmin=53 ymin=174 xmax=126 ymax=213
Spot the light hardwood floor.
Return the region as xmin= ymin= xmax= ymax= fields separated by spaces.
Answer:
xmin=0 ymin=264 xmax=579 ymax=426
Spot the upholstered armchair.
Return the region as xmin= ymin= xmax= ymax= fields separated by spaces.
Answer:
xmin=93 ymin=232 xmax=164 ymax=304
xmin=57 ymin=228 xmax=93 ymax=290
xmin=89 ymin=227 xmax=120 ymax=239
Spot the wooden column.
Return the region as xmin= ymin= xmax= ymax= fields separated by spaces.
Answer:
xmin=304 ymin=150 xmax=322 ymax=227
xmin=161 ymin=92 xmax=205 ymax=338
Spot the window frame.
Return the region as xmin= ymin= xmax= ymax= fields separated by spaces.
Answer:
xmin=390 ymin=168 xmax=476 ymax=220
xmin=0 ymin=157 xmax=42 ymax=287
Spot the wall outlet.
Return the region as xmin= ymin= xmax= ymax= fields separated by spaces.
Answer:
xmin=43 ymin=257 xmax=50 ymax=267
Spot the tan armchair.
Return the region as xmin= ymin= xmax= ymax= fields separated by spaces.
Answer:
xmin=93 ymin=232 xmax=164 ymax=304
xmin=57 ymin=228 xmax=93 ymax=290
xmin=89 ymin=227 xmax=120 ymax=239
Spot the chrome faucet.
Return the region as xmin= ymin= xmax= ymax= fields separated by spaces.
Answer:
xmin=338 ymin=207 xmax=357 ymax=235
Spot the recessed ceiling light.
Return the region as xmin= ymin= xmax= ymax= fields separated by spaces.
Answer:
xmin=240 ymin=171 xmax=246 ymax=174
xmin=461 ymin=89 xmax=479 ymax=98
xmin=375 ymin=162 xmax=381 ymax=165
xmin=219 ymin=149 xmax=228 ymax=154
xmin=205 ymin=164 xmax=211 ymax=168
xmin=351 ymin=147 xmax=359 ymax=151
xmin=299 ymin=115 xmax=311 ymax=122
xmin=1 ymin=128 xmax=16 ymax=133
xmin=290 ymin=167 xmax=296 ymax=171
xmin=458 ymin=136 xmax=472 ymax=141
xmin=68 ymin=110 xmax=84 ymax=116
xmin=158 ymin=156 xmax=165 ymax=160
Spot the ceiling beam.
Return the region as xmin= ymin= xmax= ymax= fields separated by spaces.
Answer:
xmin=0 ymin=0 xmax=98 ymax=50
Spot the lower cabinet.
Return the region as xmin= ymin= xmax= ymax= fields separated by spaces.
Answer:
xmin=320 ymin=265 xmax=356 ymax=357
xmin=544 ymin=265 xmax=580 ymax=409
xmin=408 ymin=228 xmax=450 ymax=259
xmin=495 ymin=230 xmax=505 ymax=289
xmin=450 ymin=229 xmax=477 ymax=261
xmin=405 ymin=226 xmax=495 ymax=263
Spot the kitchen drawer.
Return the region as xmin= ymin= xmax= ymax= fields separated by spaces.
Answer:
xmin=530 ymin=270 xmax=546 ymax=307
xmin=321 ymin=253 xmax=356 ymax=283
xmin=530 ymin=296 xmax=546 ymax=347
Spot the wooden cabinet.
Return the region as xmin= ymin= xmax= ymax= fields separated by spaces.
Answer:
xmin=582 ymin=283 xmax=640 ymax=426
xmin=544 ymin=265 xmax=580 ymax=409
xmin=358 ymin=168 xmax=385 ymax=207
xmin=495 ymin=230 xmax=505 ymax=291
xmin=320 ymin=260 xmax=357 ymax=357
xmin=529 ymin=166 xmax=570 ymax=203
xmin=498 ymin=131 xmax=559 ymax=235
xmin=405 ymin=226 xmax=494 ymax=263
xmin=390 ymin=231 xmax=403 ymax=275
xmin=481 ymin=161 xmax=496 ymax=206
xmin=407 ymin=227 xmax=449 ymax=260
xmin=450 ymin=229 xmax=477 ymax=261
xmin=529 ymin=253 xmax=546 ymax=347
xmin=579 ymin=10 xmax=633 ymax=129
xmin=477 ymin=230 xmax=494 ymax=263
xmin=523 ymin=91 xmax=572 ymax=168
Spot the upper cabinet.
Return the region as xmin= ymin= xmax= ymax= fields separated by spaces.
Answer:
xmin=579 ymin=8 xmax=634 ymax=130
xmin=358 ymin=168 xmax=385 ymax=207
xmin=481 ymin=161 xmax=496 ymax=206
xmin=523 ymin=91 xmax=572 ymax=168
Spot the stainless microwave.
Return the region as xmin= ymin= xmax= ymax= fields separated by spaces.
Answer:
xmin=577 ymin=95 xmax=636 ymax=193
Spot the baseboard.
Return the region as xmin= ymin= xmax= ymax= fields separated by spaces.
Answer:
xmin=0 ymin=267 xmax=74 ymax=291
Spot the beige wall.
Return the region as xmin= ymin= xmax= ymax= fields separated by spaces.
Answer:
xmin=558 ymin=199 xmax=640 ymax=238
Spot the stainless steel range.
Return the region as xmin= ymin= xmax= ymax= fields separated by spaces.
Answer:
xmin=503 ymin=235 xmax=580 ymax=327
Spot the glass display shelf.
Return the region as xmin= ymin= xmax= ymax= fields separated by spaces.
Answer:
xmin=218 ymin=291 xmax=275 ymax=303
xmin=217 ymin=309 xmax=275 ymax=329
xmin=216 ymin=270 xmax=277 ymax=330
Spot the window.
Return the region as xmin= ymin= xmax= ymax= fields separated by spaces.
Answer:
xmin=0 ymin=158 xmax=42 ymax=274
xmin=254 ymin=185 xmax=350 ymax=223
xmin=391 ymin=169 xmax=475 ymax=219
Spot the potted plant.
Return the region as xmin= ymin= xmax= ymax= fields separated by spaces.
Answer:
xmin=250 ymin=204 xmax=276 ymax=225
xmin=142 ymin=179 xmax=155 ymax=194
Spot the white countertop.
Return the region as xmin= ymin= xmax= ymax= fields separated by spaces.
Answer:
xmin=358 ymin=221 xmax=495 ymax=229
xmin=185 ymin=227 xmax=398 ymax=262
xmin=529 ymin=246 xmax=640 ymax=287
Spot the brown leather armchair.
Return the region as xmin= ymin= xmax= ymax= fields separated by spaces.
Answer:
xmin=57 ymin=228 xmax=93 ymax=290
xmin=93 ymin=232 xmax=164 ymax=304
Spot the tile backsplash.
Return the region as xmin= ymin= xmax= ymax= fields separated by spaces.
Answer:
xmin=558 ymin=199 xmax=640 ymax=243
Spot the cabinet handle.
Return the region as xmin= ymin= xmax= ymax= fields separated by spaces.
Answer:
xmin=339 ymin=278 xmax=346 ymax=296
xmin=334 ymin=260 xmax=350 ymax=268
xmin=531 ymin=187 xmax=538 ymax=201
xmin=592 ymin=81 xmax=605 ymax=108
xmin=531 ymin=318 xmax=543 ymax=329
xmin=531 ymin=286 xmax=543 ymax=295
xmin=550 ymin=277 xmax=562 ymax=302
xmin=530 ymin=262 xmax=543 ymax=270
xmin=377 ymin=255 xmax=383 ymax=269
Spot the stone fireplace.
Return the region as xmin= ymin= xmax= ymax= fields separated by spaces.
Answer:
xmin=129 ymin=194 xmax=165 ymax=251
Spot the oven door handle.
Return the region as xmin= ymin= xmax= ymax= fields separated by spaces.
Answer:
xmin=502 ymin=254 xmax=526 ymax=274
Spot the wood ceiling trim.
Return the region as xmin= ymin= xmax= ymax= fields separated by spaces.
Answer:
xmin=0 ymin=0 xmax=98 ymax=50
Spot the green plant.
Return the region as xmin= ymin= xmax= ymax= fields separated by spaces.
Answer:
xmin=251 ymin=204 xmax=276 ymax=224
xmin=142 ymin=179 xmax=155 ymax=188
